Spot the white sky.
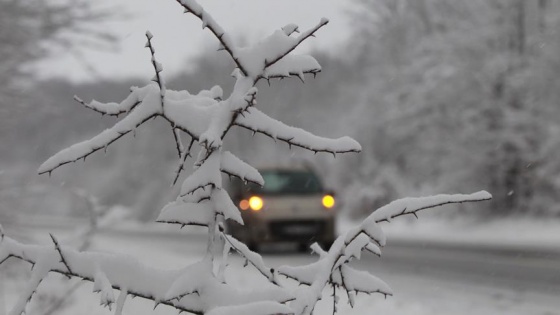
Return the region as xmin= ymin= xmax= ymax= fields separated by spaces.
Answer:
xmin=32 ymin=0 xmax=353 ymax=82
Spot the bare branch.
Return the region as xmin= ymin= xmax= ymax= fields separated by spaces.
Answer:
xmin=49 ymin=234 xmax=73 ymax=278
xmin=41 ymin=281 xmax=84 ymax=315
xmin=11 ymin=264 xmax=48 ymax=315
xmin=172 ymin=137 xmax=195 ymax=186
xmin=174 ymin=0 xmax=248 ymax=76
xmin=145 ymin=31 xmax=166 ymax=100
xmin=172 ymin=128 xmax=185 ymax=158
xmin=331 ymin=279 xmax=336 ymax=315
xmin=156 ymin=220 xmax=209 ymax=228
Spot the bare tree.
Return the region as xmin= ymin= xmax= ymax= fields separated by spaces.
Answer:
xmin=342 ymin=0 xmax=560 ymax=216
xmin=0 ymin=0 xmax=116 ymax=166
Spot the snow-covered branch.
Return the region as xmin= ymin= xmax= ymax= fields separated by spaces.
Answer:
xmin=73 ymin=94 xmax=141 ymax=117
xmin=0 ymin=236 xmax=293 ymax=315
xmin=220 ymin=151 xmax=264 ymax=186
xmin=372 ymin=191 xmax=493 ymax=223
xmin=235 ymin=107 xmax=361 ymax=154
xmin=236 ymin=19 xmax=327 ymax=81
xmin=30 ymin=2 xmax=494 ymax=315
xmin=222 ymin=233 xmax=278 ymax=285
xmin=260 ymin=18 xmax=329 ymax=78
xmin=176 ymin=0 xmax=326 ymax=83
xmin=38 ymin=85 xmax=163 ymax=175
xmin=280 ymin=191 xmax=492 ymax=315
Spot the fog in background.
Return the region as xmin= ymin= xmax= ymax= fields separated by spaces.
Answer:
xmin=2 ymin=0 xmax=560 ymax=221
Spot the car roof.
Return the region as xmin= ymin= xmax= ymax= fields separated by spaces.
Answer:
xmin=255 ymin=160 xmax=318 ymax=173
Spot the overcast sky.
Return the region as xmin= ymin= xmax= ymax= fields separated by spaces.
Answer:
xmin=31 ymin=0 xmax=353 ymax=82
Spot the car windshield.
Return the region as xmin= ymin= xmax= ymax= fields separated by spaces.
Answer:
xmin=249 ymin=170 xmax=323 ymax=195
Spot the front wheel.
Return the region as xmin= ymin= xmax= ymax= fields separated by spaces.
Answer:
xmin=297 ymin=242 xmax=310 ymax=253
xmin=247 ymin=241 xmax=259 ymax=252
xmin=320 ymin=240 xmax=334 ymax=251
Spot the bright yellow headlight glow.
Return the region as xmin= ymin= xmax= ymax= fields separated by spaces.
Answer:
xmin=322 ymin=195 xmax=335 ymax=209
xmin=239 ymin=199 xmax=249 ymax=211
xmin=249 ymin=196 xmax=263 ymax=211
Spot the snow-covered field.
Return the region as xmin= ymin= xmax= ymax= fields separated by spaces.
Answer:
xmin=2 ymin=217 xmax=559 ymax=315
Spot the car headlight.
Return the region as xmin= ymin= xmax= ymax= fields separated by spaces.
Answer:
xmin=322 ymin=194 xmax=335 ymax=209
xmin=249 ymin=196 xmax=264 ymax=211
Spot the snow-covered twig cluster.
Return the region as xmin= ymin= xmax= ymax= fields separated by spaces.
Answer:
xmin=0 ymin=1 xmax=492 ymax=315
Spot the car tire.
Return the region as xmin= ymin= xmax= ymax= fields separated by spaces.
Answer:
xmin=248 ymin=242 xmax=259 ymax=252
xmin=320 ymin=240 xmax=334 ymax=251
xmin=297 ymin=243 xmax=310 ymax=253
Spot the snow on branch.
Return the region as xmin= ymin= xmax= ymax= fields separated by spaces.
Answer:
xmin=176 ymin=0 xmax=325 ymax=82
xmin=73 ymin=92 xmax=141 ymax=117
xmin=372 ymin=191 xmax=493 ymax=223
xmin=281 ymin=191 xmax=491 ymax=315
xmin=38 ymin=84 xmax=163 ymax=175
xmin=0 ymin=236 xmax=292 ymax=315
xmin=222 ymin=234 xmax=277 ymax=285
xmin=264 ymin=55 xmax=322 ymax=82
xmin=38 ymin=83 xmax=225 ymax=176
xmin=235 ymin=107 xmax=361 ymax=154
xmin=180 ymin=149 xmax=222 ymax=196
xmin=236 ymin=19 xmax=328 ymax=81
xmin=158 ymin=189 xmax=243 ymax=227
xmin=261 ymin=19 xmax=328 ymax=74
xmin=220 ymin=151 xmax=264 ymax=187
xmin=31 ymin=2 xmax=493 ymax=315
xmin=156 ymin=199 xmax=214 ymax=227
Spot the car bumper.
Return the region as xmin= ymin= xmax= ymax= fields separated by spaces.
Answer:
xmin=228 ymin=216 xmax=335 ymax=245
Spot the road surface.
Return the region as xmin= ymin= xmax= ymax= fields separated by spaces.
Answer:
xmin=6 ymin=225 xmax=559 ymax=315
xmin=93 ymin=228 xmax=560 ymax=315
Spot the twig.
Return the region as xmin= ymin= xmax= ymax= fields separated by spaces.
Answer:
xmin=174 ymin=0 xmax=248 ymax=76
xmin=261 ymin=18 xmax=329 ymax=74
xmin=49 ymin=234 xmax=72 ymax=278
xmin=145 ymin=31 xmax=166 ymax=100
xmin=172 ymin=137 xmax=195 ymax=186
xmin=172 ymin=128 xmax=185 ymax=158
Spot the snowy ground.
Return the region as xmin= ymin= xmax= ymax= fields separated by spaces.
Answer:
xmin=2 ymin=216 xmax=560 ymax=315
xmin=377 ymin=216 xmax=560 ymax=253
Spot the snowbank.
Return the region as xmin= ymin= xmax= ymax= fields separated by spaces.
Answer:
xmin=338 ymin=215 xmax=560 ymax=254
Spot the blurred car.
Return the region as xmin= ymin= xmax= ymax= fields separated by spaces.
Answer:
xmin=226 ymin=166 xmax=336 ymax=251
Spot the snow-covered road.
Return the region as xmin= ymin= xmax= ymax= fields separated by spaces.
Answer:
xmin=94 ymin=228 xmax=560 ymax=315
xmin=3 ymin=226 xmax=559 ymax=315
